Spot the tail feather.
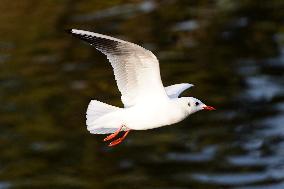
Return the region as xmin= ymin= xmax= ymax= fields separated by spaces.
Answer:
xmin=86 ymin=100 xmax=120 ymax=134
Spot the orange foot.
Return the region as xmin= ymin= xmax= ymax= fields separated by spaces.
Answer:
xmin=103 ymin=126 xmax=123 ymax=142
xmin=108 ymin=130 xmax=131 ymax=147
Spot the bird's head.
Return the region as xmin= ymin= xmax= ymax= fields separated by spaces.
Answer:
xmin=180 ymin=97 xmax=216 ymax=115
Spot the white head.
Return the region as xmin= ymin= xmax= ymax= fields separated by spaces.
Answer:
xmin=179 ymin=97 xmax=216 ymax=115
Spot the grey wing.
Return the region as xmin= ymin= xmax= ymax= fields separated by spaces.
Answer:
xmin=68 ymin=29 xmax=168 ymax=107
xmin=165 ymin=83 xmax=194 ymax=98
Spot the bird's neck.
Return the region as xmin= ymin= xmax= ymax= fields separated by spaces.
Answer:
xmin=170 ymin=98 xmax=191 ymax=117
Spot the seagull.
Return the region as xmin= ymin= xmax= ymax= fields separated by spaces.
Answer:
xmin=67 ymin=29 xmax=215 ymax=147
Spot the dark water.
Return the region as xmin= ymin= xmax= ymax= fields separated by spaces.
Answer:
xmin=0 ymin=0 xmax=284 ymax=188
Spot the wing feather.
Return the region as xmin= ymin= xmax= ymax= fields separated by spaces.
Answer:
xmin=68 ymin=29 xmax=168 ymax=107
xmin=165 ymin=83 xmax=194 ymax=98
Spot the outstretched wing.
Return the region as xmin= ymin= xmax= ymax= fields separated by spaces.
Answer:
xmin=68 ymin=29 xmax=168 ymax=107
xmin=165 ymin=83 xmax=193 ymax=98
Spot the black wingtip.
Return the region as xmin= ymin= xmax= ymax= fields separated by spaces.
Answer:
xmin=65 ymin=29 xmax=73 ymax=34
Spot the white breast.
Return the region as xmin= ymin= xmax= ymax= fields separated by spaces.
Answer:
xmin=122 ymin=100 xmax=188 ymax=130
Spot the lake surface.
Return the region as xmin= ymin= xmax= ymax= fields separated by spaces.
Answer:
xmin=0 ymin=0 xmax=284 ymax=188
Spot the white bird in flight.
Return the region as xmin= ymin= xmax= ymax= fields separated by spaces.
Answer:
xmin=67 ymin=29 xmax=215 ymax=147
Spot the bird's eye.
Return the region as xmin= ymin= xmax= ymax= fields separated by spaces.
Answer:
xmin=188 ymin=103 xmax=191 ymax=107
xmin=195 ymin=102 xmax=200 ymax=106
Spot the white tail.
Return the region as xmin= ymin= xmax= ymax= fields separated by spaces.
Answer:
xmin=86 ymin=100 xmax=120 ymax=134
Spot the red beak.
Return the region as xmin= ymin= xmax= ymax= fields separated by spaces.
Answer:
xmin=203 ymin=106 xmax=216 ymax=111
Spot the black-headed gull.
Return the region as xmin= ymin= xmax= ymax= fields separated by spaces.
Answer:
xmin=67 ymin=29 xmax=215 ymax=147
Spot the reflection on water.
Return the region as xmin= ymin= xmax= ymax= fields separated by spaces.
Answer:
xmin=0 ymin=0 xmax=284 ymax=188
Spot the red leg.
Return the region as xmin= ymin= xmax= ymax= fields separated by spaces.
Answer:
xmin=103 ymin=126 xmax=123 ymax=142
xmin=108 ymin=130 xmax=131 ymax=147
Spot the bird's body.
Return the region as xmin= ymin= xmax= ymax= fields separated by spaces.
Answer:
xmin=67 ymin=29 xmax=215 ymax=146
xmin=90 ymin=98 xmax=188 ymax=131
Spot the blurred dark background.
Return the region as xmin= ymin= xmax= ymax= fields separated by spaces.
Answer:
xmin=0 ymin=0 xmax=284 ymax=188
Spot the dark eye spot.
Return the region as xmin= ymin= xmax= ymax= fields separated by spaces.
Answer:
xmin=188 ymin=103 xmax=191 ymax=107
xmin=195 ymin=102 xmax=200 ymax=106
